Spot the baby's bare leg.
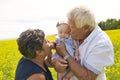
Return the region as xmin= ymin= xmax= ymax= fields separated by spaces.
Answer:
xmin=57 ymin=72 xmax=63 ymax=80
xmin=63 ymin=70 xmax=74 ymax=80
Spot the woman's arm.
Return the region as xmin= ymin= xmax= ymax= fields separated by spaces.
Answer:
xmin=45 ymin=51 xmax=53 ymax=67
xmin=44 ymin=40 xmax=54 ymax=67
xmin=27 ymin=73 xmax=45 ymax=80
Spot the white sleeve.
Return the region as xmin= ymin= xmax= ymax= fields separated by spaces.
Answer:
xmin=84 ymin=42 xmax=114 ymax=74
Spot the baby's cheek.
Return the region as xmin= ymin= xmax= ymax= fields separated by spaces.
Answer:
xmin=65 ymin=34 xmax=70 ymax=38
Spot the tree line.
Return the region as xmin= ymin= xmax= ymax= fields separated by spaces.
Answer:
xmin=98 ymin=18 xmax=120 ymax=30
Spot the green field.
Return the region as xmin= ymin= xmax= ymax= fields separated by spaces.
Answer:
xmin=0 ymin=29 xmax=120 ymax=80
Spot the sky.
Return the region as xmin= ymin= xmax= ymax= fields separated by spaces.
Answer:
xmin=0 ymin=0 xmax=120 ymax=40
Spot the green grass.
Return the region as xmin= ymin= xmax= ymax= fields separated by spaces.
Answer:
xmin=0 ymin=29 xmax=120 ymax=80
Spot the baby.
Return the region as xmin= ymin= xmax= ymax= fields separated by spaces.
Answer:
xmin=52 ymin=21 xmax=80 ymax=80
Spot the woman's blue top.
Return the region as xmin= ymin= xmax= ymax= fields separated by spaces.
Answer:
xmin=15 ymin=57 xmax=53 ymax=80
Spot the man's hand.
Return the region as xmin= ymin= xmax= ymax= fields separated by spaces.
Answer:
xmin=56 ymin=42 xmax=68 ymax=57
xmin=52 ymin=58 xmax=68 ymax=73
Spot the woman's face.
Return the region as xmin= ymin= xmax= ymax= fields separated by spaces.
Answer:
xmin=42 ymin=39 xmax=51 ymax=56
xmin=35 ymin=39 xmax=50 ymax=59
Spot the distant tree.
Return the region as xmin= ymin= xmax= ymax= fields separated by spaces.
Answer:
xmin=117 ymin=19 xmax=120 ymax=29
xmin=106 ymin=19 xmax=118 ymax=29
xmin=98 ymin=21 xmax=106 ymax=30
xmin=98 ymin=18 xmax=120 ymax=30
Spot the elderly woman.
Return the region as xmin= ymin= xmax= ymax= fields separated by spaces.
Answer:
xmin=15 ymin=29 xmax=53 ymax=80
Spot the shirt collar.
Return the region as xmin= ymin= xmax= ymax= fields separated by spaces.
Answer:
xmin=83 ymin=25 xmax=101 ymax=43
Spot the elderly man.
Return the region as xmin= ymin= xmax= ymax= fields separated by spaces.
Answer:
xmin=52 ymin=6 xmax=114 ymax=80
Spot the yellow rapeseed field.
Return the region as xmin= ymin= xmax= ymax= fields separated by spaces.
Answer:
xmin=0 ymin=29 xmax=120 ymax=80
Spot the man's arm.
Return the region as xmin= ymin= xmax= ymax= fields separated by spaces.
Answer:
xmin=66 ymin=56 xmax=97 ymax=80
xmin=56 ymin=42 xmax=98 ymax=80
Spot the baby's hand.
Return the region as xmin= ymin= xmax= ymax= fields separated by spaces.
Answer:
xmin=49 ymin=41 xmax=57 ymax=49
xmin=74 ymin=56 xmax=80 ymax=63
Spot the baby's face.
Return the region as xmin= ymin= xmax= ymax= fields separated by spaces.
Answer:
xmin=57 ymin=25 xmax=70 ymax=38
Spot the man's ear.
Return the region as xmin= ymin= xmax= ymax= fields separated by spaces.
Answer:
xmin=83 ymin=25 xmax=89 ymax=29
xmin=83 ymin=25 xmax=91 ymax=32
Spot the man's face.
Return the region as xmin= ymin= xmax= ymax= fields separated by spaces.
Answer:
xmin=68 ymin=20 xmax=90 ymax=41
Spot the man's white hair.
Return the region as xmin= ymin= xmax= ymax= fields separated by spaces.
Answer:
xmin=67 ymin=6 xmax=96 ymax=30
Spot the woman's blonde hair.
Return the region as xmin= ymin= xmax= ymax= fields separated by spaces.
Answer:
xmin=67 ymin=6 xmax=96 ymax=30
